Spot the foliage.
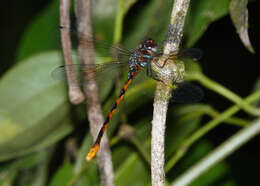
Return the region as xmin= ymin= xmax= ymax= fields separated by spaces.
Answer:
xmin=0 ymin=0 xmax=259 ymax=185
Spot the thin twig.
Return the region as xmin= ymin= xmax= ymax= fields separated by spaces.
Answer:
xmin=171 ymin=117 xmax=260 ymax=186
xmin=151 ymin=0 xmax=190 ymax=186
xmin=74 ymin=0 xmax=114 ymax=185
xmin=165 ymin=91 xmax=260 ymax=172
xmin=59 ymin=0 xmax=85 ymax=104
xmin=186 ymin=72 xmax=260 ymax=116
xmin=164 ymin=0 xmax=190 ymax=55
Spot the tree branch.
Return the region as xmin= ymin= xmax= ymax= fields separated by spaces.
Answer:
xmin=59 ymin=0 xmax=85 ymax=104
xmin=151 ymin=0 xmax=190 ymax=186
xmin=74 ymin=0 xmax=114 ymax=185
xmin=171 ymin=117 xmax=260 ymax=186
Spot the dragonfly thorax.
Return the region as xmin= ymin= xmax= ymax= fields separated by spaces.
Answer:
xmin=129 ymin=38 xmax=158 ymax=70
xmin=138 ymin=38 xmax=158 ymax=53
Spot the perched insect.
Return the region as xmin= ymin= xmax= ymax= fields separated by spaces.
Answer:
xmin=52 ymin=29 xmax=203 ymax=161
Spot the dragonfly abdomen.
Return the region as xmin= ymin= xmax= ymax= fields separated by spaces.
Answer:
xmin=86 ymin=71 xmax=138 ymax=161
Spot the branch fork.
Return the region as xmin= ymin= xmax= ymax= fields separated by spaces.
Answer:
xmin=151 ymin=0 xmax=191 ymax=186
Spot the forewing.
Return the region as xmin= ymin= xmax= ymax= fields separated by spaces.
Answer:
xmin=59 ymin=26 xmax=132 ymax=62
xmin=51 ymin=61 xmax=129 ymax=87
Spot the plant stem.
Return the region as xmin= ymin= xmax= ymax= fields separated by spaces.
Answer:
xmin=165 ymin=91 xmax=260 ymax=172
xmin=187 ymin=72 xmax=260 ymax=116
xmin=171 ymin=117 xmax=260 ymax=186
xmin=151 ymin=0 xmax=191 ymax=185
xmin=113 ymin=0 xmax=124 ymax=44
xmin=75 ymin=0 xmax=114 ymax=185
xmin=59 ymin=0 xmax=85 ymax=104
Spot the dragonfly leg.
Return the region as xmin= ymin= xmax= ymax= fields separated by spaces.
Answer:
xmin=147 ymin=63 xmax=159 ymax=81
xmin=152 ymin=56 xmax=169 ymax=69
xmin=147 ymin=63 xmax=152 ymax=77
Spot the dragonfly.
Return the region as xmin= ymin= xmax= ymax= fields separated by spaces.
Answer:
xmin=52 ymin=28 xmax=203 ymax=161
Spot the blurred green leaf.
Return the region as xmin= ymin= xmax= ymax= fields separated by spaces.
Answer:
xmin=184 ymin=59 xmax=203 ymax=77
xmin=16 ymin=0 xmax=60 ymax=61
xmin=72 ymin=133 xmax=99 ymax=186
xmin=49 ymin=160 xmax=73 ymax=186
xmin=123 ymin=79 xmax=156 ymax=113
xmin=182 ymin=141 xmax=232 ymax=186
xmin=0 ymin=164 xmax=18 ymax=186
xmin=166 ymin=104 xmax=206 ymax=158
xmin=93 ymin=0 xmax=118 ymax=43
xmin=111 ymin=118 xmax=151 ymax=171
xmin=230 ymin=0 xmax=255 ymax=53
xmin=0 ymin=52 xmax=72 ymax=161
xmin=0 ymin=154 xmax=39 ymax=185
xmin=0 ymin=149 xmax=52 ymax=186
xmin=168 ymin=141 xmax=232 ymax=185
xmin=123 ymin=0 xmax=172 ymax=49
xmin=74 ymin=163 xmax=99 ymax=186
xmin=123 ymin=0 xmax=138 ymax=15
xmin=115 ymin=153 xmax=150 ymax=186
xmin=184 ymin=0 xmax=229 ymax=47
xmin=14 ymin=149 xmax=50 ymax=169
xmin=113 ymin=0 xmax=139 ymax=43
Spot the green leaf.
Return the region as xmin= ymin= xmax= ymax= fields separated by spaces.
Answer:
xmin=0 ymin=52 xmax=72 ymax=161
xmin=0 ymin=149 xmax=52 ymax=186
xmin=0 ymin=163 xmax=18 ymax=186
xmin=113 ymin=0 xmax=139 ymax=43
xmin=169 ymin=141 xmax=232 ymax=185
xmin=230 ymin=0 xmax=255 ymax=53
xmin=123 ymin=0 xmax=172 ymax=49
xmin=49 ymin=160 xmax=73 ymax=186
xmin=73 ymin=133 xmax=99 ymax=186
xmin=16 ymin=0 xmax=60 ymax=61
xmin=166 ymin=104 xmax=207 ymax=158
xmin=93 ymin=0 xmax=118 ymax=43
xmin=112 ymin=118 xmax=151 ymax=170
xmin=184 ymin=59 xmax=203 ymax=76
xmin=188 ymin=141 xmax=232 ymax=186
xmin=123 ymin=0 xmax=139 ymax=15
xmin=74 ymin=163 xmax=99 ymax=186
xmin=115 ymin=153 xmax=150 ymax=186
xmin=123 ymin=79 xmax=156 ymax=113
xmin=184 ymin=0 xmax=229 ymax=47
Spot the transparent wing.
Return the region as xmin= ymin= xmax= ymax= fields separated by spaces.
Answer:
xmin=154 ymin=48 xmax=203 ymax=61
xmin=171 ymin=83 xmax=204 ymax=103
xmin=51 ymin=61 xmax=129 ymax=86
xmin=59 ymin=26 xmax=132 ymax=62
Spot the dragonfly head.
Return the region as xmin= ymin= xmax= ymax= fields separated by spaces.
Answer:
xmin=138 ymin=38 xmax=158 ymax=54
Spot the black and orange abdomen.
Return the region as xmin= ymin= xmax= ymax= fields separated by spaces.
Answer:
xmin=86 ymin=70 xmax=140 ymax=161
